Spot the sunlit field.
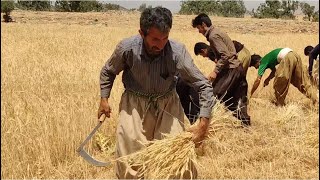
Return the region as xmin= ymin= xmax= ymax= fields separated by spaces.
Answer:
xmin=1 ymin=10 xmax=319 ymax=179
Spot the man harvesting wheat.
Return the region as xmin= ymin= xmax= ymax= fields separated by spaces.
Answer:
xmin=192 ymin=13 xmax=251 ymax=126
xmin=250 ymin=48 xmax=318 ymax=106
xmin=97 ymin=7 xmax=215 ymax=179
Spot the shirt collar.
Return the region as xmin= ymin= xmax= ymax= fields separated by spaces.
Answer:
xmin=204 ymin=25 xmax=214 ymax=40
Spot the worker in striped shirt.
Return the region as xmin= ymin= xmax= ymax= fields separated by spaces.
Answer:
xmin=98 ymin=7 xmax=215 ymax=179
xmin=250 ymin=48 xmax=318 ymax=106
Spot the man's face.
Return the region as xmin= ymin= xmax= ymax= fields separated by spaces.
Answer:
xmin=196 ymin=23 xmax=207 ymax=35
xmin=199 ymin=49 xmax=208 ymax=58
xmin=139 ymin=27 xmax=169 ymax=56
xmin=254 ymin=61 xmax=260 ymax=69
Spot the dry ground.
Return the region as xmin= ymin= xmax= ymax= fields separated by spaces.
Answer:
xmin=1 ymin=10 xmax=319 ymax=179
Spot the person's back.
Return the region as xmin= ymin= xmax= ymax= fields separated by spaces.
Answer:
xmin=206 ymin=27 xmax=241 ymax=70
xmin=233 ymin=40 xmax=251 ymax=75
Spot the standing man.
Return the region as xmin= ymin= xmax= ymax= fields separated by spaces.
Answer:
xmin=192 ymin=13 xmax=251 ymax=126
xmin=304 ymin=44 xmax=319 ymax=87
xmin=250 ymin=48 xmax=318 ymax=106
xmin=98 ymin=7 xmax=215 ymax=179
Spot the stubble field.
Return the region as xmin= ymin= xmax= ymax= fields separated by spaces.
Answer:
xmin=1 ymin=10 xmax=319 ymax=179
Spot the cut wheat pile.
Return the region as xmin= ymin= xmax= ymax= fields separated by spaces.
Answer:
xmin=115 ymin=101 xmax=242 ymax=179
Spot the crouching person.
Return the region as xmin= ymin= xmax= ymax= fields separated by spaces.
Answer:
xmin=250 ymin=48 xmax=318 ymax=106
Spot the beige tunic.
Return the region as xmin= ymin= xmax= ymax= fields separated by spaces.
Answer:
xmin=273 ymin=51 xmax=318 ymax=105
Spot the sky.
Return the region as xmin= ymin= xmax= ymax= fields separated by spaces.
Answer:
xmin=104 ymin=0 xmax=319 ymax=13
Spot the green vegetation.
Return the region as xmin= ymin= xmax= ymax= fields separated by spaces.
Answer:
xmin=251 ymin=0 xmax=298 ymax=19
xmin=1 ymin=0 xmax=15 ymax=22
xmin=179 ymin=0 xmax=246 ymax=18
xmin=300 ymin=2 xmax=318 ymax=21
xmin=2 ymin=0 xmax=318 ymax=22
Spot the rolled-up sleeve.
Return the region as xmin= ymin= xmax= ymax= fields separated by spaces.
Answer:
xmin=209 ymin=34 xmax=231 ymax=74
xmin=176 ymin=45 xmax=216 ymax=119
xmin=100 ymin=42 xmax=126 ymax=98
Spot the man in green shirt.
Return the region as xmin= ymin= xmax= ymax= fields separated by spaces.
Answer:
xmin=250 ymin=48 xmax=318 ymax=106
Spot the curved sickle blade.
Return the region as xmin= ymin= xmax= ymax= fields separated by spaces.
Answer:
xmin=78 ymin=148 xmax=111 ymax=167
xmin=77 ymin=114 xmax=110 ymax=167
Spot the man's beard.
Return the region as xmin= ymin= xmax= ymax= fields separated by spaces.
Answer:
xmin=146 ymin=46 xmax=162 ymax=57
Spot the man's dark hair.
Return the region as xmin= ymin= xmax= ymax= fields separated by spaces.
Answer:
xmin=192 ymin=13 xmax=212 ymax=28
xmin=194 ymin=42 xmax=210 ymax=55
xmin=140 ymin=6 xmax=172 ymax=36
xmin=233 ymin=40 xmax=244 ymax=53
xmin=304 ymin=45 xmax=314 ymax=56
xmin=194 ymin=42 xmax=216 ymax=61
xmin=250 ymin=54 xmax=262 ymax=67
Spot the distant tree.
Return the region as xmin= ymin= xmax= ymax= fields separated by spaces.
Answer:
xmin=79 ymin=1 xmax=103 ymax=12
xmin=179 ymin=1 xmax=202 ymax=15
xmin=138 ymin=3 xmax=146 ymax=12
xmin=104 ymin=3 xmax=120 ymax=11
xmin=54 ymin=0 xmax=103 ymax=12
xmin=17 ymin=0 xmax=52 ymax=11
xmin=69 ymin=1 xmax=81 ymax=12
xmin=1 ymin=1 xmax=15 ymax=22
xmin=312 ymin=10 xmax=319 ymax=22
xmin=55 ymin=0 xmax=71 ymax=12
xmin=252 ymin=0 xmax=299 ymax=19
xmin=179 ymin=0 xmax=245 ymax=17
xmin=280 ymin=0 xmax=299 ymax=19
xmin=220 ymin=0 xmax=246 ymax=17
xmin=54 ymin=0 xmax=80 ymax=12
xmin=300 ymin=2 xmax=315 ymax=21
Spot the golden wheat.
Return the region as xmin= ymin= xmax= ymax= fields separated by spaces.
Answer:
xmin=1 ymin=10 xmax=319 ymax=179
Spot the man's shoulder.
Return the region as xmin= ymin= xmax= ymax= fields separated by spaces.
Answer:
xmin=118 ymin=35 xmax=142 ymax=51
xmin=208 ymin=27 xmax=228 ymax=41
xmin=168 ymin=39 xmax=186 ymax=52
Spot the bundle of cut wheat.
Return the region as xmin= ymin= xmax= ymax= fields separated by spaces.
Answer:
xmin=116 ymin=101 xmax=242 ymax=179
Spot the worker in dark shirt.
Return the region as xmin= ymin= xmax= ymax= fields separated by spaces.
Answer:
xmin=304 ymin=44 xmax=319 ymax=87
xmin=176 ymin=76 xmax=200 ymax=124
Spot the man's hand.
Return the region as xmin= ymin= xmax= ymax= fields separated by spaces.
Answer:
xmin=187 ymin=117 xmax=209 ymax=147
xmin=207 ymin=71 xmax=217 ymax=82
xmin=98 ymin=98 xmax=112 ymax=121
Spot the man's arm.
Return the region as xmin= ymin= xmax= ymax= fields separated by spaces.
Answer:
xmin=264 ymin=68 xmax=276 ymax=87
xmin=308 ymin=56 xmax=314 ymax=77
xmin=251 ymin=76 xmax=262 ymax=96
xmin=176 ymin=45 xmax=215 ymax=145
xmin=98 ymin=42 xmax=126 ymax=119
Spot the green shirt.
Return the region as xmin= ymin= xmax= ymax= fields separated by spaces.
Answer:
xmin=258 ymin=48 xmax=283 ymax=76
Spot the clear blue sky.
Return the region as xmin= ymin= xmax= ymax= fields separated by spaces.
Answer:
xmin=104 ymin=0 xmax=319 ymax=13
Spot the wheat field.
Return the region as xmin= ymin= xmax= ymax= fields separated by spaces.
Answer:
xmin=1 ymin=10 xmax=319 ymax=179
